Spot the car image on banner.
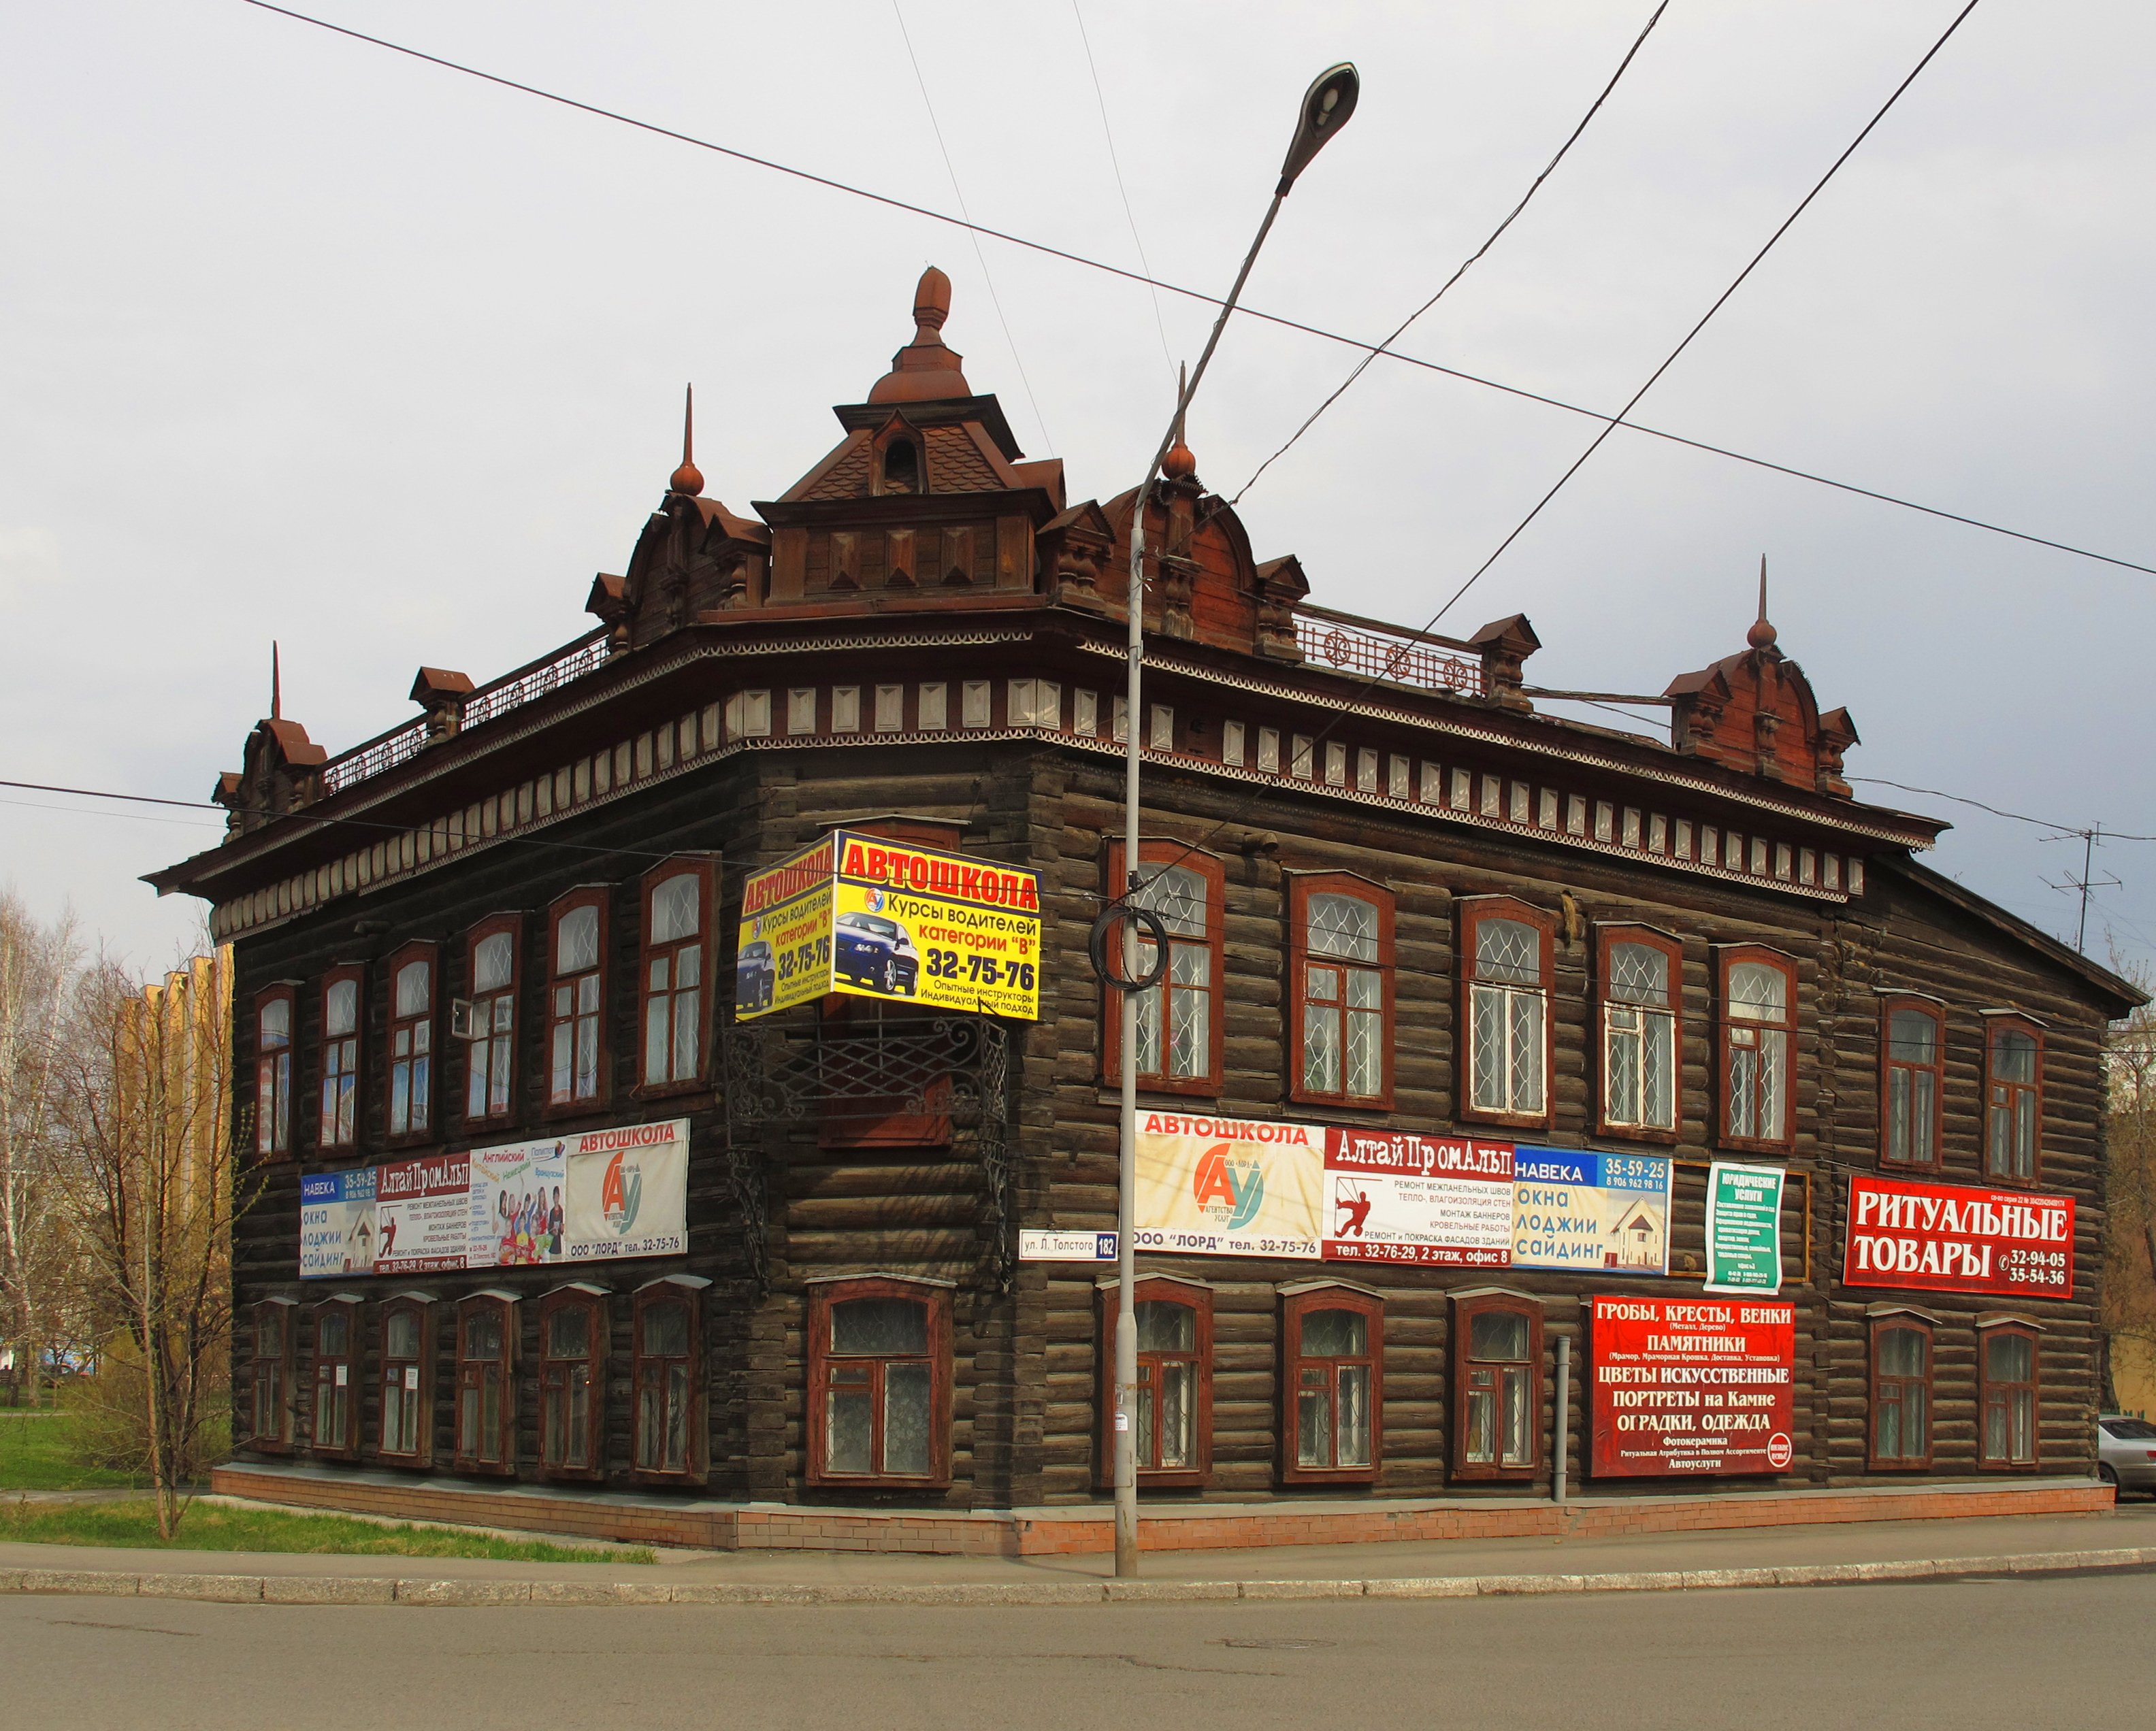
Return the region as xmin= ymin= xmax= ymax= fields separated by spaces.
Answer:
xmin=834 ymin=903 xmax=919 ymax=997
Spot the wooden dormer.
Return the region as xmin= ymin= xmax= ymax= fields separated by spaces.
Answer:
xmin=213 ymin=716 xmax=328 ymax=836
xmin=1664 ymin=580 xmax=1859 ymax=796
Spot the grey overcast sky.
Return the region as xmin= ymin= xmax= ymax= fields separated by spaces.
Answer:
xmin=3 ymin=1 xmax=2151 ymax=979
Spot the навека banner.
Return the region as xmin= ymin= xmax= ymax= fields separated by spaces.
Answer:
xmin=1510 ymin=1147 xmax=1671 ymax=1273
xmin=299 ymin=1168 xmax=377 ymax=1279
xmin=1324 ymin=1132 xmax=1512 ymax=1266
xmin=1843 ymin=1175 xmax=2073 ymax=1297
xmin=1590 ymin=1294 xmax=1796 ymax=1478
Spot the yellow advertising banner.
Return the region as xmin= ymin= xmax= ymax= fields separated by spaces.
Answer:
xmin=733 ymin=829 xmax=1041 ymax=1021
xmin=1132 ymin=1110 xmax=1324 ymax=1259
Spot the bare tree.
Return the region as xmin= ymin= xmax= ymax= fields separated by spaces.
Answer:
xmin=0 ymin=891 xmax=82 ymax=1407
xmin=52 ymin=947 xmax=255 ymax=1536
xmin=2102 ymin=961 xmax=2156 ymax=1412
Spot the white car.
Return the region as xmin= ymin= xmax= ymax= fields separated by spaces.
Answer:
xmin=2097 ymin=1414 xmax=2156 ymax=1496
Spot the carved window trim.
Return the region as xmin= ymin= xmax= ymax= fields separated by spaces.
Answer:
xmin=1879 ymin=993 xmax=1946 ymax=1172
xmin=637 ymin=857 xmax=716 ymax=1098
xmin=1288 ymin=873 xmax=1395 ymax=1110
xmin=376 ymin=1292 xmax=436 ymax=1468
xmin=546 ymin=887 xmax=612 ymax=1116
xmin=384 ymin=940 xmax=438 ymax=1147
xmin=806 ymin=1274 xmax=954 ymax=1488
xmin=1867 ymin=1313 xmax=1934 ymax=1470
xmin=1716 ymin=944 xmax=1798 ymax=1154
xmin=453 ymin=1289 xmax=519 ymax=1475
xmin=1458 ymin=897 xmax=1556 ymax=1132
xmin=462 ymin=914 xmax=523 ymax=1128
xmin=1097 ymin=1274 xmax=1214 ymax=1490
xmin=308 ymin=1293 xmax=363 ymax=1460
xmin=1982 ymin=1015 xmax=2044 ymax=1185
xmin=631 ymin=1274 xmax=708 ymax=1486
xmin=1594 ymin=924 xmax=1683 ymax=1144
xmin=1279 ymin=1283 xmax=1384 ymax=1485
xmin=539 ymin=1283 xmax=608 ymax=1483
xmin=1978 ymin=1319 xmax=2041 ymax=1470
xmin=1450 ymin=1289 xmax=1541 ymax=1482
xmin=1103 ymin=842 xmax=1226 ymax=1098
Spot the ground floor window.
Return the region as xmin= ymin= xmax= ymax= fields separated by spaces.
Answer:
xmin=310 ymin=1296 xmax=361 ymax=1458
xmin=1869 ymin=1317 xmax=1933 ymax=1468
xmin=250 ymin=1298 xmax=294 ymax=1451
xmin=809 ymin=1276 xmax=952 ymax=1486
xmin=1281 ymin=1284 xmax=1382 ymax=1483
xmin=540 ymin=1283 xmax=606 ymax=1481
xmin=633 ymin=1275 xmax=708 ymax=1483
xmin=455 ymin=1291 xmax=518 ymax=1472
xmin=1980 ymin=1324 xmax=2040 ymax=1468
xmin=1452 ymin=1291 xmax=1540 ymax=1479
xmin=1097 ymin=1276 xmax=1213 ymax=1488
xmin=378 ymin=1295 xmax=433 ymax=1466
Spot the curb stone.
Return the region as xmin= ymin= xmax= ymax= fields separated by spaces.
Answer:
xmin=1 ymin=1546 xmax=2151 ymax=1609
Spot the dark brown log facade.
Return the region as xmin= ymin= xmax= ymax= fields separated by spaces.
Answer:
xmin=154 ymin=269 xmax=2138 ymax=1517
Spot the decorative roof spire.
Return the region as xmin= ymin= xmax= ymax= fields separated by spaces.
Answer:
xmin=271 ymin=640 xmax=281 ymax=721
xmin=669 ymin=384 xmax=704 ymax=496
xmin=1162 ymin=362 xmax=1197 ymax=481
xmin=1747 ymin=554 xmax=1778 ymax=650
xmin=868 ymin=266 xmax=971 ymax=403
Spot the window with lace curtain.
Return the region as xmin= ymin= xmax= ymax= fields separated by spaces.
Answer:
xmin=548 ymin=889 xmax=608 ymax=1110
xmin=1105 ymin=843 xmax=1224 ymax=1095
xmin=632 ymin=1276 xmax=706 ymax=1484
xmin=1597 ymin=927 xmax=1680 ymax=1140
xmin=1096 ymin=1276 xmax=1212 ymax=1488
xmin=318 ymin=967 xmax=362 ymax=1150
xmin=808 ymin=1276 xmax=951 ymax=1486
xmin=1460 ymin=900 xmax=1553 ymax=1129
xmin=1290 ymin=876 xmax=1393 ymax=1109
xmin=540 ymin=1284 xmax=605 ymax=1482
xmin=255 ymin=985 xmax=293 ymax=1157
xmin=385 ymin=942 xmax=436 ymax=1142
xmin=455 ymin=1291 xmax=517 ymax=1473
xmin=1880 ymin=998 xmax=1944 ymax=1170
xmin=1718 ymin=948 xmax=1796 ymax=1151
xmin=1281 ymin=1285 xmax=1383 ymax=1483
xmin=1451 ymin=1291 xmax=1541 ymax=1481
xmin=1868 ymin=1316 xmax=1932 ymax=1468
xmin=640 ymin=862 xmax=712 ymax=1091
xmin=463 ymin=918 xmax=520 ymax=1123
xmin=309 ymin=1296 xmax=360 ymax=1459
xmin=1984 ymin=1019 xmax=2043 ymax=1183
xmin=1979 ymin=1324 xmax=2039 ymax=1468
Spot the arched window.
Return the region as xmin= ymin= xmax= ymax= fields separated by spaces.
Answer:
xmin=463 ymin=917 xmax=520 ymax=1123
xmin=1868 ymin=1315 xmax=1932 ymax=1468
xmin=1597 ymin=927 xmax=1680 ymax=1139
xmin=255 ymin=985 xmax=293 ymax=1157
xmin=1452 ymin=1290 xmax=1541 ymax=1480
xmin=1460 ymin=900 xmax=1553 ymax=1127
xmin=455 ymin=1291 xmax=517 ymax=1473
xmin=378 ymin=1293 xmax=434 ymax=1466
xmin=540 ymin=1283 xmax=606 ymax=1481
xmin=880 ymin=437 xmax=920 ymax=494
xmin=1290 ymin=876 xmax=1394 ymax=1108
xmin=808 ymin=1276 xmax=952 ymax=1485
xmin=548 ymin=889 xmax=609 ymax=1110
xmin=318 ymin=966 xmax=363 ymax=1150
xmin=1281 ymin=1285 xmax=1383 ymax=1483
xmin=632 ymin=1275 xmax=706 ymax=1483
xmin=640 ymin=862 xmax=712 ymax=1090
xmin=387 ymin=942 xmax=436 ymax=1141
xmin=1098 ymin=1276 xmax=1212 ymax=1488
xmin=1881 ymin=998 xmax=1944 ymax=1170
xmin=310 ymin=1295 xmax=361 ymax=1460
xmin=1718 ymin=947 xmax=1796 ymax=1151
xmin=1984 ymin=1018 xmax=2043 ymax=1182
xmin=1105 ymin=842 xmax=1224 ymax=1095
xmin=248 ymin=1298 xmax=295 ymax=1451
xmin=1979 ymin=1323 xmax=2040 ymax=1468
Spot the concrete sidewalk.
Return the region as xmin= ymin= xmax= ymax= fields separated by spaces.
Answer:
xmin=4 ymin=1502 xmax=2154 ymax=1605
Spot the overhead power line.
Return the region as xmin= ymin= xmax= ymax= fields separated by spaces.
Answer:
xmin=232 ymin=1 xmax=2156 ymax=581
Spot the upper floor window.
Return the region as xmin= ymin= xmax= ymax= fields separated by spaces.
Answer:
xmin=1980 ymin=1323 xmax=2039 ymax=1468
xmin=1452 ymin=1291 xmax=1541 ymax=1480
xmin=310 ymin=1296 xmax=359 ymax=1459
xmin=1881 ymin=998 xmax=1944 ymax=1170
xmin=455 ymin=1291 xmax=517 ymax=1474
xmin=248 ymin=1298 xmax=295 ymax=1451
xmin=1282 ymin=1285 xmax=1382 ymax=1483
xmin=1868 ymin=1315 xmax=1932 ymax=1469
xmin=378 ymin=1295 xmax=432 ymax=1466
xmin=549 ymin=891 xmax=608 ymax=1109
xmin=879 ymin=436 xmax=921 ymax=495
xmin=464 ymin=919 xmax=519 ymax=1123
xmin=1460 ymin=900 xmax=1553 ymax=1127
xmin=387 ymin=943 xmax=436 ymax=1141
xmin=1597 ymin=927 xmax=1680 ymax=1140
xmin=1098 ymin=1276 xmax=1213 ymax=1488
xmin=808 ymin=1276 xmax=952 ymax=1486
xmin=1290 ymin=876 xmax=1393 ymax=1108
xmin=540 ymin=1283 xmax=606 ymax=1481
xmin=632 ymin=1275 xmax=706 ymax=1483
xmin=255 ymin=986 xmax=293 ymax=1158
xmin=641 ymin=863 xmax=711 ymax=1090
xmin=1984 ymin=1018 xmax=2042 ymax=1183
xmin=318 ymin=966 xmax=363 ymax=1150
xmin=1105 ymin=843 xmax=1224 ymax=1095
xmin=1718 ymin=948 xmax=1795 ymax=1151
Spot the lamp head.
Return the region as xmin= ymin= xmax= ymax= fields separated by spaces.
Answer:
xmin=1277 ymin=63 xmax=1360 ymax=195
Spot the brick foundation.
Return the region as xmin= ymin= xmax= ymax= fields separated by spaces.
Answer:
xmin=210 ymin=1463 xmax=2114 ymax=1557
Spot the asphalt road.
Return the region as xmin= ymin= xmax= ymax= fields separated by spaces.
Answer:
xmin=6 ymin=1572 xmax=2151 ymax=1730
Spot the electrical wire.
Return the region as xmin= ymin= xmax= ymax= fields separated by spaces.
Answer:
xmin=1421 ymin=0 xmax=1987 ymax=632
xmin=1070 ymin=0 xmax=1175 ymax=386
xmin=891 ymin=1 xmax=1056 ymax=455
xmin=1847 ymin=777 xmax=2156 ymax=841
xmin=229 ymin=1 xmax=2156 ymax=582
xmin=1226 ymin=1 xmax=1669 ymax=509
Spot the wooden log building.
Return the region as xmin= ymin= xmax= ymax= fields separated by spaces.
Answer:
xmin=151 ymin=268 xmax=2140 ymax=1552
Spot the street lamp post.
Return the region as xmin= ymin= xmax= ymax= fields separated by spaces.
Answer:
xmin=1107 ymin=63 xmax=1360 ymax=1579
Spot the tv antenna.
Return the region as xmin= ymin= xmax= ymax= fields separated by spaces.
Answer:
xmin=2040 ymin=825 xmax=2121 ymax=955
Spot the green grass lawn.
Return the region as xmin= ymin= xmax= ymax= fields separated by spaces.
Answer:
xmin=0 ymin=1411 xmax=146 ymax=1492
xmin=0 ymin=1497 xmax=656 ymax=1564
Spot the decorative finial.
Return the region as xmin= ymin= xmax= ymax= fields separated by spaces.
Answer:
xmin=913 ymin=265 xmax=952 ymax=334
xmin=1747 ymin=554 xmax=1778 ymax=650
xmin=868 ymin=267 xmax=970 ymax=403
xmin=668 ymin=384 xmax=704 ymax=496
xmin=1162 ymin=362 xmax=1196 ymax=480
xmin=271 ymin=641 xmax=282 ymax=721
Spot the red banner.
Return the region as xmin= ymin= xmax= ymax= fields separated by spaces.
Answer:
xmin=1842 ymin=1176 xmax=2073 ymax=1298
xmin=1590 ymin=1295 xmax=1797 ymax=1479
xmin=1322 ymin=1132 xmax=1512 ymax=1267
